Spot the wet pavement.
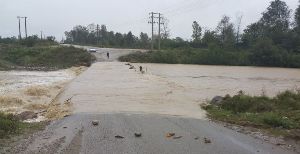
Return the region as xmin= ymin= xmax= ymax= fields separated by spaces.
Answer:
xmin=11 ymin=113 xmax=296 ymax=154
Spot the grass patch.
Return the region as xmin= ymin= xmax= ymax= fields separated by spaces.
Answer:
xmin=202 ymin=90 xmax=300 ymax=138
xmin=0 ymin=112 xmax=44 ymax=139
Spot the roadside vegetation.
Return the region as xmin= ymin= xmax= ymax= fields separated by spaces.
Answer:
xmin=0 ymin=36 xmax=95 ymax=71
xmin=0 ymin=112 xmax=44 ymax=139
xmin=202 ymin=90 xmax=300 ymax=139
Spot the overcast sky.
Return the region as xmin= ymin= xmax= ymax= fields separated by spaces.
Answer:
xmin=0 ymin=0 xmax=298 ymax=41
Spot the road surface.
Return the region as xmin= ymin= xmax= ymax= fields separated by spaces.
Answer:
xmin=10 ymin=46 xmax=297 ymax=154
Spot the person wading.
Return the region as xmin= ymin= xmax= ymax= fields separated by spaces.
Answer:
xmin=107 ymin=52 xmax=110 ymax=59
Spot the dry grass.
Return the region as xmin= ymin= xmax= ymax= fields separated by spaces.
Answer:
xmin=25 ymin=103 xmax=48 ymax=111
xmin=0 ymin=96 xmax=24 ymax=107
xmin=44 ymin=100 xmax=72 ymax=120
xmin=25 ymin=86 xmax=49 ymax=96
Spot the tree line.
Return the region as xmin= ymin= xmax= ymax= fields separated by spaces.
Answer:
xmin=120 ymin=0 xmax=300 ymax=68
xmin=64 ymin=24 xmax=150 ymax=49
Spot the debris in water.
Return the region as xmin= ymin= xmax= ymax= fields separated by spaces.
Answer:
xmin=194 ymin=137 xmax=199 ymax=140
xmin=115 ymin=135 xmax=124 ymax=139
xmin=173 ymin=136 xmax=182 ymax=139
xmin=64 ymin=97 xmax=73 ymax=105
xmin=92 ymin=120 xmax=99 ymax=126
xmin=63 ymin=126 xmax=67 ymax=129
xmin=134 ymin=133 xmax=142 ymax=137
xmin=204 ymin=137 xmax=212 ymax=144
xmin=166 ymin=133 xmax=175 ymax=138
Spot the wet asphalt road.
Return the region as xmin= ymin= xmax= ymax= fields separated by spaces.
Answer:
xmin=13 ymin=113 xmax=295 ymax=154
xmin=10 ymin=46 xmax=297 ymax=154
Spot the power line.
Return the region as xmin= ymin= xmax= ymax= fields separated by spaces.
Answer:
xmin=148 ymin=12 xmax=164 ymax=51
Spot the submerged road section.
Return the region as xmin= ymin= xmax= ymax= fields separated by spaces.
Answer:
xmin=11 ymin=46 xmax=299 ymax=154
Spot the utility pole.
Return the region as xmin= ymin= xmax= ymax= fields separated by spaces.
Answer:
xmin=158 ymin=13 xmax=163 ymax=51
xmin=96 ymin=24 xmax=100 ymax=45
xmin=24 ymin=17 xmax=28 ymax=38
xmin=148 ymin=12 xmax=155 ymax=51
xmin=17 ymin=16 xmax=22 ymax=40
xmin=148 ymin=12 xmax=163 ymax=51
xmin=40 ymin=31 xmax=43 ymax=40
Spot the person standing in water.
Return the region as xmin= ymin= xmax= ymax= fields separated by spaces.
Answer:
xmin=107 ymin=52 xmax=110 ymax=59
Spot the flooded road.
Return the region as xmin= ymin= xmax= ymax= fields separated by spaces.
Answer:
xmin=57 ymin=47 xmax=300 ymax=119
xmin=141 ymin=63 xmax=300 ymax=99
xmin=9 ymin=46 xmax=300 ymax=154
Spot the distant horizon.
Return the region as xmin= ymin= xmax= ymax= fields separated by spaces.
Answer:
xmin=0 ymin=0 xmax=298 ymax=41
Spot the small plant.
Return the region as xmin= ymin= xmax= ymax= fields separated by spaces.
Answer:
xmin=0 ymin=112 xmax=19 ymax=138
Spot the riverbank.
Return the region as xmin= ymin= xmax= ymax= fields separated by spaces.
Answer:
xmin=202 ymin=90 xmax=300 ymax=152
xmin=0 ymin=66 xmax=87 ymax=119
xmin=0 ymin=66 xmax=87 ymax=153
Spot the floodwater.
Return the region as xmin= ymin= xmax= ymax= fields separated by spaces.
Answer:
xmin=142 ymin=63 xmax=300 ymax=98
xmin=57 ymin=62 xmax=300 ymax=119
xmin=0 ymin=68 xmax=80 ymax=116
xmin=0 ymin=70 xmax=75 ymax=95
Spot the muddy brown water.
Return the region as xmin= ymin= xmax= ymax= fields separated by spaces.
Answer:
xmin=58 ymin=62 xmax=300 ymax=119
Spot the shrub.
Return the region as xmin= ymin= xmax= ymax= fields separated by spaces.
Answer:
xmin=261 ymin=112 xmax=294 ymax=129
xmin=0 ymin=112 xmax=19 ymax=138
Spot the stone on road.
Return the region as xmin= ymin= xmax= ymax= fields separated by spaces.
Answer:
xmin=13 ymin=114 xmax=294 ymax=154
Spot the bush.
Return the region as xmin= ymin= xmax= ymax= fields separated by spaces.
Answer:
xmin=220 ymin=94 xmax=273 ymax=113
xmin=0 ymin=112 xmax=19 ymax=138
xmin=203 ymin=90 xmax=300 ymax=136
xmin=0 ymin=46 xmax=95 ymax=70
xmin=261 ymin=112 xmax=294 ymax=129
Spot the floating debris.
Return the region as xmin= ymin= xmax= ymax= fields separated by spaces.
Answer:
xmin=173 ymin=136 xmax=182 ymax=139
xmin=204 ymin=137 xmax=212 ymax=144
xmin=115 ymin=135 xmax=124 ymax=139
xmin=134 ymin=133 xmax=142 ymax=137
xmin=92 ymin=120 xmax=99 ymax=126
xmin=166 ymin=133 xmax=175 ymax=138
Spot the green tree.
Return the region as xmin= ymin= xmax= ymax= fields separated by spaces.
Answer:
xmin=242 ymin=22 xmax=265 ymax=47
xmin=140 ymin=32 xmax=149 ymax=48
xmin=250 ymin=38 xmax=287 ymax=67
xmin=260 ymin=0 xmax=291 ymax=48
xmin=124 ymin=31 xmax=136 ymax=47
xmin=202 ymin=30 xmax=219 ymax=47
xmin=261 ymin=0 xmax=291 ymax=32
xmin=192 ymin=21 xmax=202 ymax=42
xmin=296 ymin=1 xmax=300 ymax=32
xmin=216 ymin=16 xmax=236 ymax=50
